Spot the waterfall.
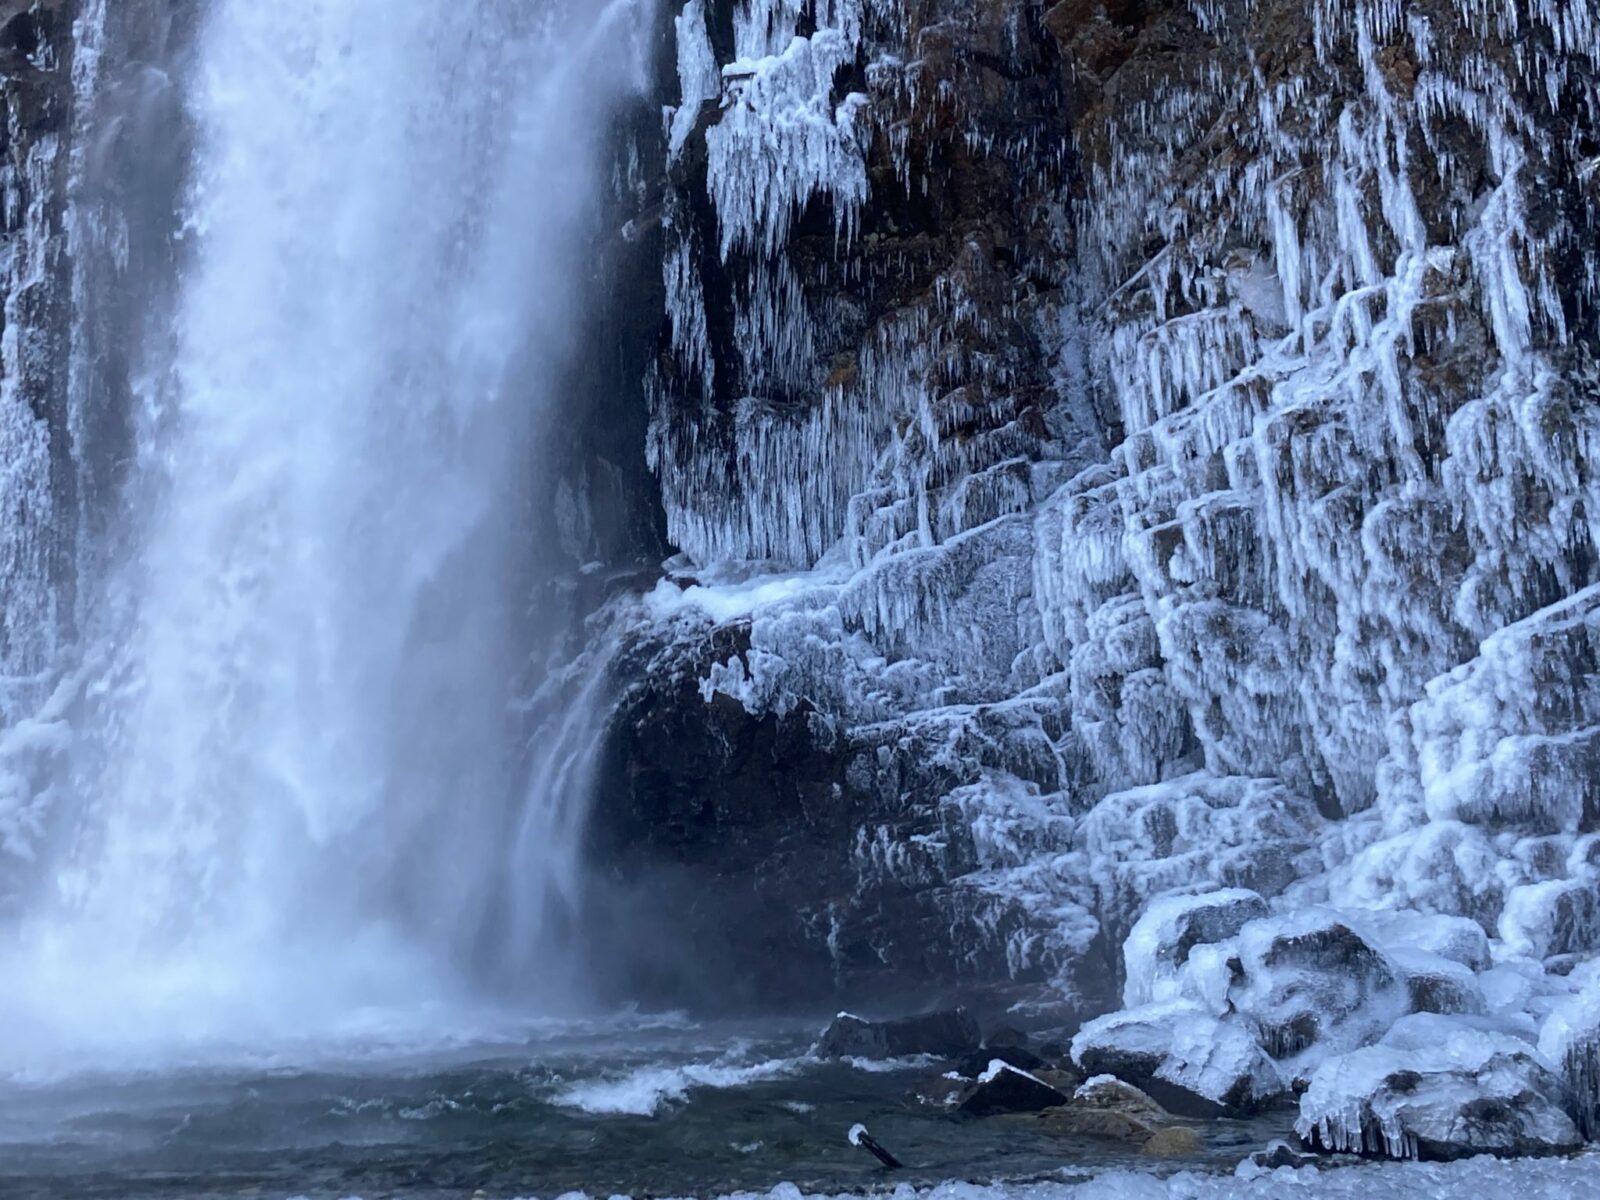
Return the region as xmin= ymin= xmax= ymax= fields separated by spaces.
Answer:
xmin=0 ymin=0 xmax=654 ymax=1067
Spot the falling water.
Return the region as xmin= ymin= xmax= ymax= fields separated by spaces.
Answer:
xmin=0 ymin=0 xmax=655 ymax=1069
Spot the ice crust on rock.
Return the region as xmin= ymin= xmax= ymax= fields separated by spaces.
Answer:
xmin=1296 ymin=1015 xmax=1582 ymax=1161
xmin=1070 ymin=1000 xmax=1284 ymax=1118
xmin=1121 ymin=889 xmax=1268 ymax=1008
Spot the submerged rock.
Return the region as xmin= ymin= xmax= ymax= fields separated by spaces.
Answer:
xmin=1246 ymin=1139 xmax=1322 ymax=1171
xmin=1140 ymin=1126 xmax=1204 ymax=1157
xmin=817 ymin=1009 xmax=981 ymax=1060
xmin=1036 ymin=1105 xmax=1161 ymax=1146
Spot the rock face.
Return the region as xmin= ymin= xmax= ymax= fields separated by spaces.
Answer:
xmin=590 ymin=0 xmax=1600 ymax=1035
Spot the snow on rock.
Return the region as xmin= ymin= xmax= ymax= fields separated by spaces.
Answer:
xmin=1297 ymin=1015 xmax=1582 ymax=1161
xmin=1216 ymin=912 xmax=1413 ymax=1076
xmin=957 ymin=1060 xmax=1069 ymax=1117
xmin=1077 ymin=775 xmax=1322 ymax=947
xmin=1070 ymin=1000 xmax=1284 ymax=1118
xmin=1499 ymin=879 xmax=1600 ymax=964
xmin=1121 ymin=889 xmax=1268 ymax=1008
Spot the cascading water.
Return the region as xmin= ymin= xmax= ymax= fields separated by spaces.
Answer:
xmin=0 ymin=0 xmax=654 ymax=1069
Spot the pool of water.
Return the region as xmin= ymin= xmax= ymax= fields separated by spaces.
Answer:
xmin=0 ymin=1018 xmax=1292 ymax=1199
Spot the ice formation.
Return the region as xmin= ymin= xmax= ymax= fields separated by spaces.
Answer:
xmin=640 ymin=0 xmax=1600 ymax=1158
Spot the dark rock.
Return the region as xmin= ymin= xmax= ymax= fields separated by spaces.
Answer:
xmin=818 ymin=1009 xmax=982 ymax=1060
xmin=1248 ymin=1139 xmax=1321 ymax=1170
xmin=982 ymin=1023 xmax=1032 ymax=1050
xmin=1033 ymin=1066 xmax=1088 ymax=1095
xmin=1037 ymin=1039 xmax=1070 ymax=1063
xmin=957 ymin=1062 xmax=1069 ymax=1117
xmin=957 ymin=1043 xmax=1047 ymax=1077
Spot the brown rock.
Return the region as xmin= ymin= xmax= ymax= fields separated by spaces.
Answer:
xmin=1141 ymin=1127 xmax=1204 ymax=1157
xmin=1037 ymin=1105 xmax=1159 ymax=1144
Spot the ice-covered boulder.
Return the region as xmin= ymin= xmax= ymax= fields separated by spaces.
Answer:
xmin=1538 ymin=975 xmax=1600 ymax=1139
xmin=1297 ymin=1016 xmax=1582 ymax=1160
xmin=1214 ymin=911 xmax=1411 ymax=1073
xmin=1357 ymin=909 xmax=1492 ymax=973
xmin=1499 ymin=879 xmax=1600 ymax=962
xmin=1389 ymin=949 xmax=1487 ymax=1017
xmin=1070 ymin=1000 xmax=1284 ymax=1117
xmin=1122 ymin=888 xmax=1269 ymax=1007
xmin=816 ymin=1009 xmax=980 ymax=1060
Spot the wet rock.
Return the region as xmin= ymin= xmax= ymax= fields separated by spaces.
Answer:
xmin=956 ymin=1042 xmax=1048 ymax=1077
xmin=1072 ymin=1074 xmax=1168 ymax=1118
xmin=956 ymin=1061 xmax=1069 ymax=1117
xmin=1140 ymin=1127 xmax=1203 ymax=1157
xmin=1033 ymin=1066 xmax=1087 ymax=1095
xmin=817 ymin=1009 xmax=981 ymax=1060
xmin=1036 ymin=1105 xmax=1159 ymax=1145
xmin=909 ymin=1073 xmax=972 ymax=1110
xmin=982 ymin=1023 xmax=1032 ymax=1050
xmin=1247 ymin=1139 xmax=1321 ymax=1170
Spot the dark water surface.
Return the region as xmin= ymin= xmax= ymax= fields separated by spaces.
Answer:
xmin=0 ymin=1020 xmax=1291 ymax=1199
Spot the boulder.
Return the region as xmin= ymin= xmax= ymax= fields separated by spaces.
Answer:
xmin=1122 ymin=889 xmax=1269 ymax=1006
xmin=956 ymin=1060 xmax=1069 ymax=1117
xmin=1036 ymin=1105 xmax=1159 ymax=1145
xmin=817 ymin=1009 xmax=981 ymax=1060
xmin=1073 ymin=1074 xmax=1168 ymax=1118
xmin=1538 ymin=974 xmax=1600 ymax=1139
xmin=982 ymin=1022 xmax=1032 ymax=1050
xmin=956 ymin=1042 xmax=1048 ymax=1077
xmin=1038 ymin=1074 xmax=1203 ymax=1152
xmin=1297 ymin=1016 xmax=1582 ymax=1160
xmin=1071 ymin=1001 xmax=1284 ymax=1117
xmin=1140 ymin=1127 xmax=1203 ymax=1156
xmin=1217 ymin=911 xmax=1410 ymax=1072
